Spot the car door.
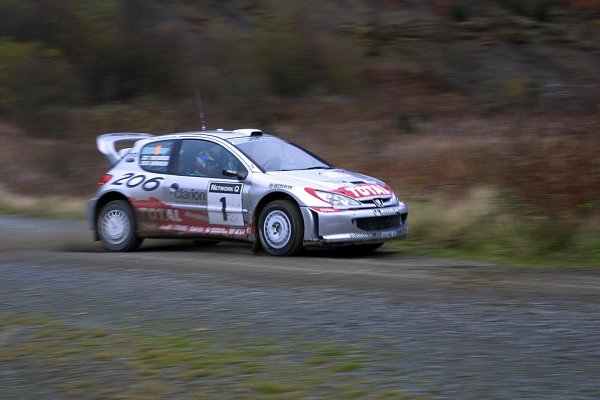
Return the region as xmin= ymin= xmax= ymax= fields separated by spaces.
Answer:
xmin=159 ymin=139 xmax=248 ymax=235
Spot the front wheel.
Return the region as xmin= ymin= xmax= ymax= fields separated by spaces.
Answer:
xmin=97 ymin=200 xmax=142 ymax=252
xmin=258 ymin=200 xmax=304 ymax=256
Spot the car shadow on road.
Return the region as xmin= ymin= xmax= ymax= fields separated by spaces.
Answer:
xmin=301 ymin=247 xmax=394 ymax=259
xmin=65 ymin=239 xmax=395 ymax=260
xmin=139 ymin=241 xmax=396 ymax=260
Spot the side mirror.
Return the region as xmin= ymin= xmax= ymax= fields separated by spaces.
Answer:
xmin=223 ymin=169 xmax=248 ymax=180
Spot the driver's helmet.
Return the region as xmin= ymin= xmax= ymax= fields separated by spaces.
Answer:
xmin=195 ymin=151 xmax=215 ymax=175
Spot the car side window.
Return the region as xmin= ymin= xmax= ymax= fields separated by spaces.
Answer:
xmin=176 ymin=139 xmax=246 ymax=179
xmin=139 ymin=140 xmax=175 ymax=173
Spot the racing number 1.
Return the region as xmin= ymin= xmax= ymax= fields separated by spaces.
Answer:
xmin=207 ymin=182 xmax=243 ymax=226
xmin=219 ymin=197 xmax=228 ymax=221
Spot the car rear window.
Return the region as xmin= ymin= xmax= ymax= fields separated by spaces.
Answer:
xmin=140 ymin=140 xmax=175 ymax=173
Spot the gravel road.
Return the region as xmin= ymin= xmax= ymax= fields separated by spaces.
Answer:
xmin=1 ymin=216 xmax=599 ymax=399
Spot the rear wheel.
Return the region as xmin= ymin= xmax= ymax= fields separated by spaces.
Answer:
xmin=258 ymin=200 xmax=304 ymax=256
xmin=97 ymin=200 xmax=142 ymax=251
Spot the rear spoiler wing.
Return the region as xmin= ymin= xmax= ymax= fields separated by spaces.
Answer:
xmin=96 ymin=133 xmax=154 ymax=164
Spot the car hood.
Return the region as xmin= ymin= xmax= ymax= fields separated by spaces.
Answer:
xmin=265 ymin=168 xmax=385 ymax=191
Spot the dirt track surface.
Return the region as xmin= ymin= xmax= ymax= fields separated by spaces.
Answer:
xmin=1 ymin=216 xmax=599 ymax=399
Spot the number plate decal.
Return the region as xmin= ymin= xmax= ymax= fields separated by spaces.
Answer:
xmin=207 ymin=182 xmax=244 ymax=226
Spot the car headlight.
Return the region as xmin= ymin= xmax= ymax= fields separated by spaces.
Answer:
xmin=306 ymin=188 xmax=361 ymax=207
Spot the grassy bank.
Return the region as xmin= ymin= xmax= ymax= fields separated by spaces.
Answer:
xmin=0 ymin=314 xmax=424 ymax=400
xmin=1 ymin=186 xmax=598 ymax=267
xmin=0 ymin=186 xmax=86 ymax=219
xmin=398 ymin=187 xmax=600 ymax=267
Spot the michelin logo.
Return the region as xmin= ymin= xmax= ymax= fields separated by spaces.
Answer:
xmin=269 ymin=183 xmax=292 ymax=190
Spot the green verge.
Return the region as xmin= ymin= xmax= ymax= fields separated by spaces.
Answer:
xmin=0 ymin=188 xmax=86 ymax=220
xmin=388 ymin=240 xmax=600 ymax=268
xmin=393 ymin=188 xmax=600 ymax=268
xmin=1 ymin=186 xmax=598 ymax=267
xmin=0 ymin=314 xmax=429 ymax=400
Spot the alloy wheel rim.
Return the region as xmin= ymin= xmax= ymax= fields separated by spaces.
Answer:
xmin=101 ymin=209 xmax=130 ymax=245
xmin=263 ymin=210 xmax=291 ymax=249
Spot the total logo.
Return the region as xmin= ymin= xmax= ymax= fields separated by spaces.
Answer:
xmin=338 ymin=184 xmax=391 ymax=198
xmin=138 ymin=207 xmax=183 ymax=222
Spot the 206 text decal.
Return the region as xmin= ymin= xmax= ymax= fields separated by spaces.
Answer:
xmin=111 ymin=173 xmax=163 ymax=191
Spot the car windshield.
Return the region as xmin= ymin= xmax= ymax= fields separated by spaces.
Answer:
xmin=230 ymin=136 xmax=332 ymax=172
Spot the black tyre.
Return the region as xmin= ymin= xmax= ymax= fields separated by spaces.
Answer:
xmin=97 ymin=200 xmax=142 ymax=251
xmin=258 ymin=200 xmax=304 ymax=256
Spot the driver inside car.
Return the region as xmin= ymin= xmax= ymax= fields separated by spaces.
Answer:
xmin=193 ymin=150 xmax=220 ymax=177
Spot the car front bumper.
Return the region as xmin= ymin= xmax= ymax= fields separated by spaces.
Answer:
xmin=301 ymin=205 xmax=408 ymax=246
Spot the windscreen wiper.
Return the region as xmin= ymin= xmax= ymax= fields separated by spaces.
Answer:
xmin=301 ymin=166 xmax=335 ymax=170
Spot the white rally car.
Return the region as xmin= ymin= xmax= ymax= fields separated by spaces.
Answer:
xmin=87 ymin=128 xmax=408 ymax=256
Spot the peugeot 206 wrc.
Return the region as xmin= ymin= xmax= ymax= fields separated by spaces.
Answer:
xmin=87 ymin=128 xmax=408 ymax=256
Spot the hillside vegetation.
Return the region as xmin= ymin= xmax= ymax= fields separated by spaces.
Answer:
xmin=0 ymin=0 xmax=599 ymax=264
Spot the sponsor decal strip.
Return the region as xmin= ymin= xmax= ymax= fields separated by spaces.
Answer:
xmin=158 ymin=224 xmax=250 ymax=235
xmin=131 ymin=197 xmax=250 ymax=235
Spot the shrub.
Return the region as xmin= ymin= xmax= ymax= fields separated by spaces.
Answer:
xmin=0 ymin=38 xmax=84 ymax=117
xmin=397 ymin=112 xmax=424 ymax=134
xmin=253 ymin=13 xmax=321 ymax=96
xmin=250 ymin=4 xmax=362 ymax=97
xmin=450 ymin=2 xmax=473 ymax=22
xmin=499 ymin=0 xmax=552 ymax=21
xmin=0 ymin=0 xmax=190 ymax=105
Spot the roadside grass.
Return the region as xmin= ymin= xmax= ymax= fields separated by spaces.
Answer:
xmin=0 ymin=314 xmax=429 ymax=400
xmin=1 ymin=184 xmax=598 ymax=267
xmin=396 ymin=187 xmax=600 ymax=267
xmin=0 ymin=186 xmax=86 ymax=219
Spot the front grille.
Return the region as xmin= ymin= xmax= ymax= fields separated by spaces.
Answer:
xmin=355 ymin=214 xmax=406 ymax=231
xmin=360 ymin=198 xmax=389 ymax=206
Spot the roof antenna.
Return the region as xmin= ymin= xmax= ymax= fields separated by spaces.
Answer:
xmin=194 ymin=89 xmax=207 ymax=131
